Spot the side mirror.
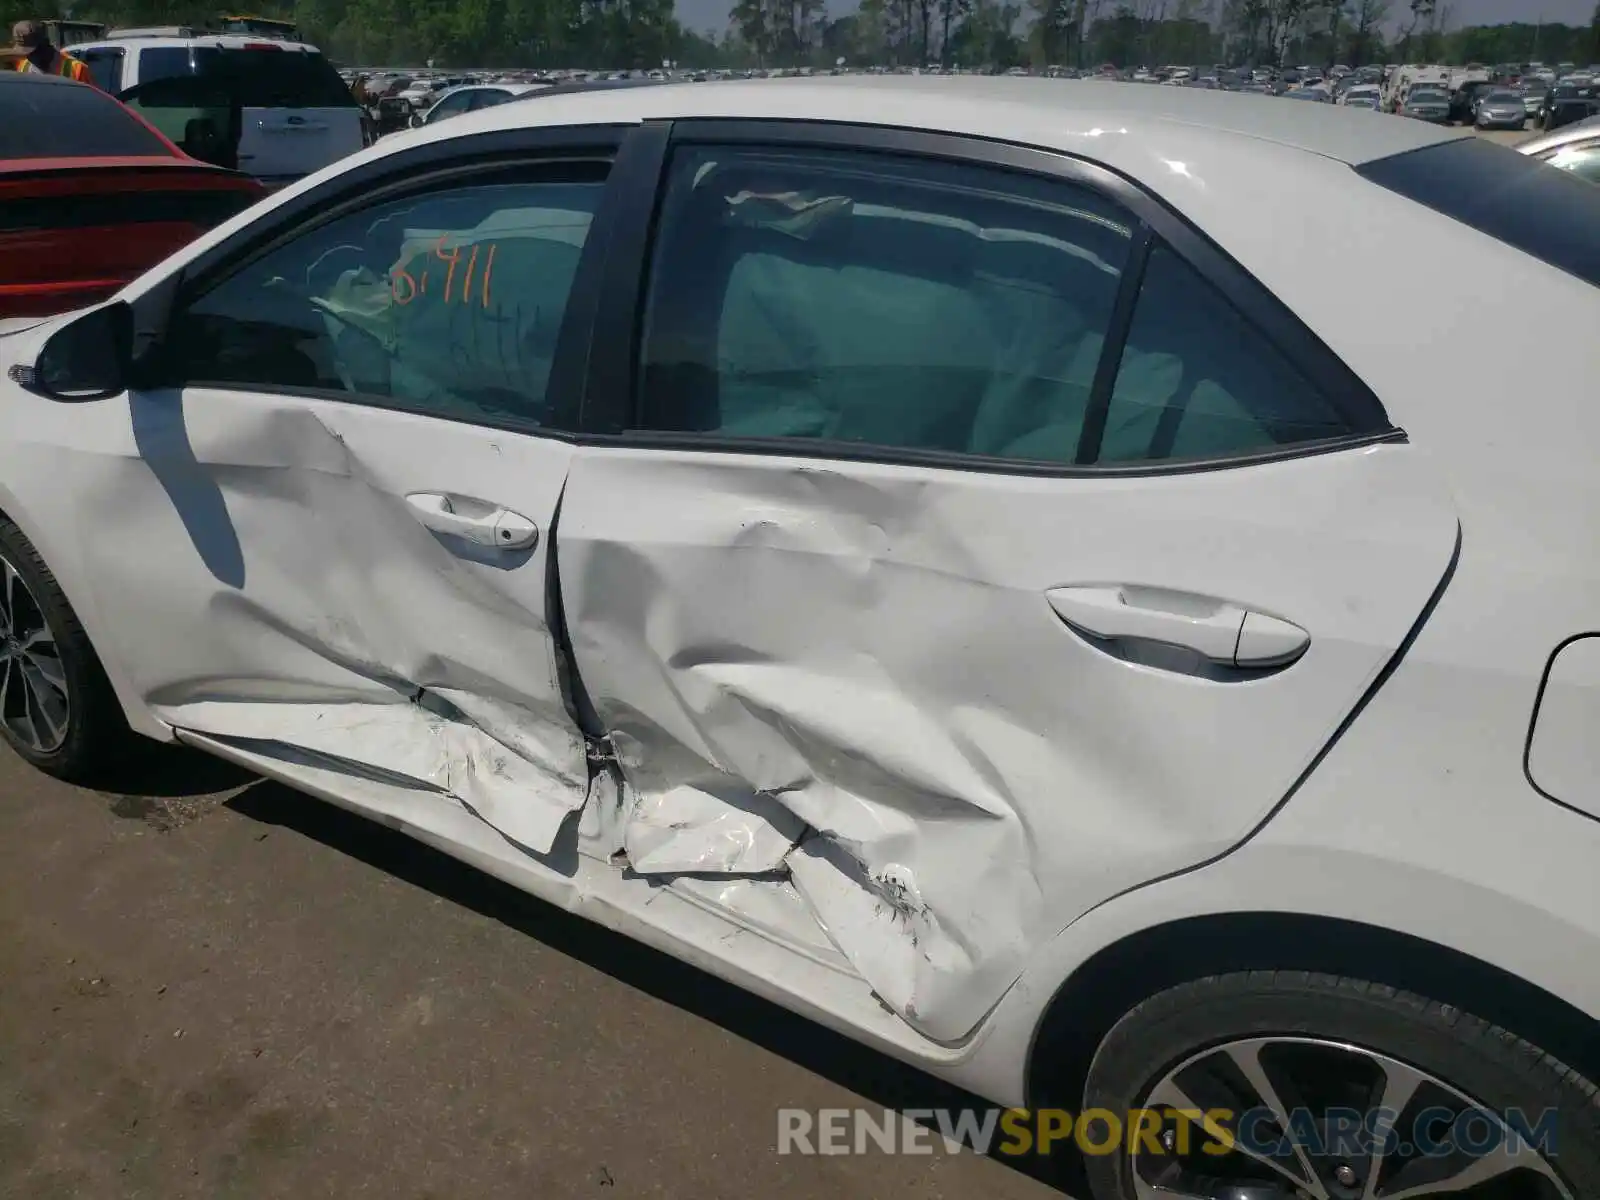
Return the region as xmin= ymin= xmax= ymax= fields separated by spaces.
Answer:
xmin=410 ymin=110 xmax=426 ymax=128
xmin=26 ymin=303 xmax=133 ymax=402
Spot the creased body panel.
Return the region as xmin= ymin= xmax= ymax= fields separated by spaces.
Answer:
xmin=558 ymin=443 xmax=1458 ymax=1042
xmin=72 ymin=389 xmax=588 ymax=852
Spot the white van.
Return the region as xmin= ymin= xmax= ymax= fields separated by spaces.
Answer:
xmin=72 ymin=34 xmax=363 ymax=187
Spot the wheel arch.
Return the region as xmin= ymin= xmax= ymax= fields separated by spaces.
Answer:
xmin=0 ymin=481 xmax=167 ymax=743
xmin=1024 ymin=911 xmax=1600 ymax=1112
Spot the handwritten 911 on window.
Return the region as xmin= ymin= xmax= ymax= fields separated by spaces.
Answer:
xmin=390 ymin=233 xmax=499 ymax=308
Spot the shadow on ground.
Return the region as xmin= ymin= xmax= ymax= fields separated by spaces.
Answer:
xmin=225 ymin=781 xmax=1085 ymax=1196
xmin=104 ymin=740 xmax=258 ymax=799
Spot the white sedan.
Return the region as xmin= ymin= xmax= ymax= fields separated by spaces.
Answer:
xmin=3 ymin=77 xmax=1599 ymax=1200
xmin=414 ymin=80 xmax=551 ymax=126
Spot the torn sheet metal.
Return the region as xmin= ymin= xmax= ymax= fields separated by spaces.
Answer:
xmin=665 ymin=875 xmax=844 ymax=965
xmin=622 ymin=781 xmax=805 ymax=876
xmin=555 ymin=446 xmax=1458 ymax=1043
xmin=76 ymin=395 xmax=589 ymax=854
xmin=576 ymin=760 xmax=629 ymax=861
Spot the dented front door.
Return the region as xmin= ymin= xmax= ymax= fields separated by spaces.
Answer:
xmin=78 ymin=392 xmax=590 ymax=852
xmin=66 ymin=153 xmax=618 ymax=854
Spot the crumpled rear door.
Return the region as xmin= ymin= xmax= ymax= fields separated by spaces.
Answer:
xmin=555 ymin=444 xmax=1458 ymax=1043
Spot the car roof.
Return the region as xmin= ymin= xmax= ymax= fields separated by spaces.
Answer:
xmin=73 ymin=34 xmax=324 ymax=52
xmin=410 ymin=75 xmax=1467 ymax=168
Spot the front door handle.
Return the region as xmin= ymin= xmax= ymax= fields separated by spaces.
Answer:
xmin=405 ymin=492 xmax=539 ymax=550
xmin=1046 ymin=585 xmax=1309 ymax=668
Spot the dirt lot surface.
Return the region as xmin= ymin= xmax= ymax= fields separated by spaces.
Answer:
xmin=0 ymin=747 xmax=1069 ymax=1199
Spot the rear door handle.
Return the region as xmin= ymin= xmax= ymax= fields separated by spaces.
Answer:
xmin=1046 ymin=585 xmax=1309 ymax=668
xmin=405 ymin=492 xmax=539 ymax=550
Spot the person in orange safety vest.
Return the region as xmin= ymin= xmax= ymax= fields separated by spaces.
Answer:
xmin=7 ymin=21 xmax=95 ymax=85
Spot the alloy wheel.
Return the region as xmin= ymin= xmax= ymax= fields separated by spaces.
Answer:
xmin=1128 ymin=1036 xmax=1572 ymax=1199
xmin=0 ymin=555 xmax=70 ymax=754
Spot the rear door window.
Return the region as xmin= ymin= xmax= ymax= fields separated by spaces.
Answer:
xmin=633 ymin=143 xmax=1372 ymax=468
xmin=635 ymin=144 xmax=1133 ymax=460
xmin=136 ymin=46 xmax=357 ymax=108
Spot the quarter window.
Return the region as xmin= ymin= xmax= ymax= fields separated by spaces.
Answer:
xmin=1092 ymin=244 xmax=1354 ymax=463
xmin=167 ymin=166 xmax=607 ymax=429
xmin=634 ymin=145 xmax=1362 ymax=467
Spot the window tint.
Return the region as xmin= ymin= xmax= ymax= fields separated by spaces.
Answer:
xmin=470 ymin=88 xmax=514 ymax=110
xmin=1358 ymin=136 xmax=1600 ymax=287
xmin=137 ymin=47 xmax=357 ymax=108
xmin=425 ymin=89 xmax=475 ymax=122
xmin=1091 ymin=244 xmax=1354 ymax=463
xmin=76 ymin=47 xmax=125 ymax=93
xmin=170 ymin=167 xmax=607 ymax=429
xmin=636 ymin=146 xmax=1134 ymax=462
xmin=0 ymin=76 xmax=169 ymax=159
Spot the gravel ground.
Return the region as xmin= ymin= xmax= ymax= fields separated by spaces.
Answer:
xmin=0 ymin=746 xmax=1069 ymax=1200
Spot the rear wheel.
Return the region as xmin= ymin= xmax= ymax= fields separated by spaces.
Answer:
xmin=1080 ymin=972 xmax=1598 ymax=1200
xmin=0 ymin=518 xmax=133 ymax=784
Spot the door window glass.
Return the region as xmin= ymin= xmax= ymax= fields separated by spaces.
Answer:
xmin=1092 ymin=243 xmax=1355 ymax=463
xmin=425 ymin=89 xmax=475 ymax=122
xmin=635 ymin=145 xmax=1134 ymax=460
xmin=168 ymin=166 xmax=607 ymax=429
xmin=469 ymin=88 xmax=513 ymax=111
xmin=77 ymin=47 xmax=124 ymax=93
xmin=136 ymin=46 xmax=357 ymax=108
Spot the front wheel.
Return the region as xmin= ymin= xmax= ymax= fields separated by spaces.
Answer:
xmin=0 ymin=517 xmax=133 ymax=783
xmin=1080 ymin=971 xmax=1599 ymax=1200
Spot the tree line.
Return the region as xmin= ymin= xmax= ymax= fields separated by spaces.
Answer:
xmin=4 ymin=0 xmax=1597 ymax=71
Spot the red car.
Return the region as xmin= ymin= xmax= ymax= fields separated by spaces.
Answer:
xmin=1 ymin=70 xmax=265 ymax=319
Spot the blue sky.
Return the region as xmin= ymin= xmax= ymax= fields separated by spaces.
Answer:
xmin=678 ymin=0 xmax=1594 ymax=38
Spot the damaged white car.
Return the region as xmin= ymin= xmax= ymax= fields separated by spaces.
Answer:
xmin=3 ymin=77 xmax=1600 ymax=1200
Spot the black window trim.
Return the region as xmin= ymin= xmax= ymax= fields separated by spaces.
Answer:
xmin=134 ymin=123 xmax=643 ymax=440
xmin=579 ymin=117 xmax=1403 ymax=479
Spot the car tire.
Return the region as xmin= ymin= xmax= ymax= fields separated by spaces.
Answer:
xmin=0 ymin=516 xmax=134 ymax=785
xmin=1079 ymin=971 xmax=1600 ymax=1200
